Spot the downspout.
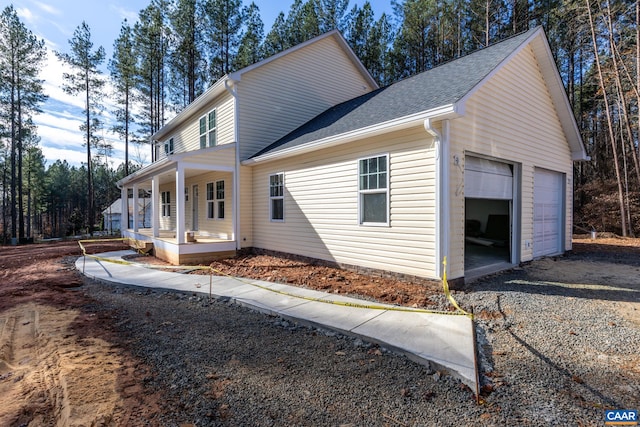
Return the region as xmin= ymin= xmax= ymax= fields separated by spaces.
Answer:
xmin=225 ymin=79 xmax=241 ymax=250
xmin=424 ymin=118 xmax=450 ymax=279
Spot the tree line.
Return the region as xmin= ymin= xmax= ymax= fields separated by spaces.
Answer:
xmin=1 ymin=0 xmax=639 ymax=241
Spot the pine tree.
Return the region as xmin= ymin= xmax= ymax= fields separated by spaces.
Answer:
xmin=0 ymin=5 xmax=47 ymax=241
xmin=235 ymin=2 xmax=265 ymax=69
xmin=169 ymin=0 xmax=206 ymax=107
xmin=346 ymin=2 xmax=393 ymax=85
xmin=262 ymin=12 xmax=288 ymax=57
xmin=134 ymin=1 xmax=171 ymax=149
xmin=55 ymin=21 xmax=105 ymax=235
xmin=319 ymin=0 xmax=350 ymax=32
xmin=286 ymin=0 xmax=322 ymax=46
xmin=110 ymin=21 xmax=137 ymax=177
xmin=202 ymin=0 xmax=244 ymax=81
xmin=24 ymin=143 xmax=45 ymax=238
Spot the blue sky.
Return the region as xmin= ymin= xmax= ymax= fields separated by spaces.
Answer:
xmin=9 ymin=0 xmax=394 ymax=169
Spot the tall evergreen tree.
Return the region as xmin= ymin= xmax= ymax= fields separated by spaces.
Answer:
xmin=319 ymin=0 xmax=350 ymax=32
xmin=262 ymin=12 xmax=288 ymax=57
xmin=235 ymin=2 xmax=265 ymax=69
xmin=0 ymin=5 xmax=47 ymax=241
xmin=346 ymin=2 xmax=393 ymax=85
xmin=55 ymin=21 xmax=105 ymax=235
xmin=169 ymin=0 xmax=206 ymax=107
xmin=134 ymin=1 xmax=171 ymax=150
xmin=24 ymin=143 xmax=45 ymax=238
xmin=468 ymin=0 xmax=506 ymax=47
xmin=202 ymin=0 xmax=244 ymax=81
xmin=368 ymin=13 xmax=394 ymax=85
xmin=286 ymin=0 xmax=322 ymax=46
xmin=110 ymin=20 xmax=137 ymax=177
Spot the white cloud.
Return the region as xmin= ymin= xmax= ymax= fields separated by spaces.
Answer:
xmin=15 ymin=7 xmax=35 ymax=24
xmin=110 ymin=4 xmax=139 ymax=23
xmin=33 ymin=1 xmax=61 ymax=16
xmin=40 ymin=145 xmax=87 ymax=167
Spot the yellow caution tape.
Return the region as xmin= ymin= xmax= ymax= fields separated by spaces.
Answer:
xmin=441 ymin=257 xmax=473 ymax=318
xmin=79 ymin=239 xmax=473 ymax=317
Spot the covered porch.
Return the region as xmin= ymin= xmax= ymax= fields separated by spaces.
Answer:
xmin=118 ymin=145 xmax=238 ymax=265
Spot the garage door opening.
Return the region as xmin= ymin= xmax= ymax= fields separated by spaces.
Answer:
xmin=465 ymin=199 xmax=511 ymax=270
xmin=464 ymin=156 xmax=518 ymax=276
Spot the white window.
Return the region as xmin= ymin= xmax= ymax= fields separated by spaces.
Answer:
xmin=199 ymin=117 xmax=207 ymax=149
xmin=208 ymin=110 xmax=217 ymax=147
xmin=359 ymin=154 xmax=388 ymax=225
xmin=199 ymin=109 xmax=217 ymax=149
xmin=269 ymin=173 xmax=284 ymax=221
xmin=206 ymin=180 xmax=224 ymax=219
xmin=206 ymin=182 xmax=215 ymax=219
xmin=161 ymin=191 xmax=171 ymax=217
xmin=216 ymin=180 xmax=225 ymax=219
xmin=164 ymin=137 xmax=174 ymax=154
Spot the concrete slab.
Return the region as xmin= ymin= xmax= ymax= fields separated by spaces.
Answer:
xmin=352 ymin=311 xmax=476 ymax=388
xmin=75 ymin=251 xmax=478 ymax=393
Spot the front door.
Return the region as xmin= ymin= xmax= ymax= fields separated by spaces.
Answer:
xmin=192 ymin=185 xmax=199 ymax=231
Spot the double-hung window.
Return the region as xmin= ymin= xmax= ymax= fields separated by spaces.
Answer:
xmin=215 ymin=180 xmax=225 ymax=219
xmin=206 ymin=182 xmax=215 ymax=219
xmin=207 ymin=180 xmax=225 ymax=219
xmin=199 ymin=117 xmax=207 ymax=149
xmin=199 ymin=109 xmax=217 ymax=149
xmin=359 ymin=154 xmax=388 ymax=225
xmin=161 ymin=191 xmax=171 ymax=217
xmin=164 ymin=137 xmax=174 ymax=155
xmin=208 ymin=111 xmax=217 ymax=146
xmin=269 ymin=173 xmax=284 ymax=221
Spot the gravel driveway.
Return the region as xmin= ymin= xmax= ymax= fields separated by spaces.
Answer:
xmin=80 ymin=247 xmax=640 ymax=426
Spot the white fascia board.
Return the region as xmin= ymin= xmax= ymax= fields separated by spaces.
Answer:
xmin=117 ymin=158 xmax=173 ymax=187
xmin=151 ymin=77 xmax=230 ymax=142
xmin=242 ymin=105 xmax=459 ymax=165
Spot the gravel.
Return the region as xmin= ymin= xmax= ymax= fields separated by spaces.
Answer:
xmin=80 ymin=249 xmax=640 ymax=426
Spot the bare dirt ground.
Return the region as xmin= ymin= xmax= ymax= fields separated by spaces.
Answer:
xmin=0 ymin=236 xmax=638 ymax=425
xmin=0 ymin=240 xmax=162 ymax=426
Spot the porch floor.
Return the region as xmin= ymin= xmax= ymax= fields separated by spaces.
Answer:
xmin=129 ymin=228 xmax=233 ymax=244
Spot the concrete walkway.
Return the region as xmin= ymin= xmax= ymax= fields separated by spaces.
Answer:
xmin=76 ymin=250 xmax=478 ymax=392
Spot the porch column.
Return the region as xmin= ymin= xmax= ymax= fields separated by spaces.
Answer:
xmin=120 ymin=187 xmax=127 ymax=232
xmin=133 ymin=184 xmax=139 ymax=232
xmin=152 ymin=176 xmax=160 ymax=238
xmin=176 ymin=166 xmax=185 ymax=244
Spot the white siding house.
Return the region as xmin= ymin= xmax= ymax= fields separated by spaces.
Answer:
xmin=118 ymin=27 xmax=587 ymax=281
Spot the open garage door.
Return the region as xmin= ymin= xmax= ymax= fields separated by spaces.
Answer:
xmin=533 ymin=168 xmax=564 ymax=257
xmin=464 ymin=156 xmax=515 ymax=276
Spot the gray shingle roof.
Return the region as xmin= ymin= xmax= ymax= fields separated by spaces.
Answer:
xmin=250 ymin=28 xmax=538 ymax=159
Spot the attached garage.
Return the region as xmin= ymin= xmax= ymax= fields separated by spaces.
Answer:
xmin=533 ymin=168 xmax=565 ymax=257
xmin=464 ymin=156 xmax=519 ymax=275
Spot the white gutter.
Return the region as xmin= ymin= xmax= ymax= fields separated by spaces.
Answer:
xmin=424 ymin=118 xmax=449 ymax=280
xmin=242 ymin=105 xmax=459 ymax=165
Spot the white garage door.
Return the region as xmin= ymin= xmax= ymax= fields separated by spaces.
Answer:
xmin=533 ymin=168 xmax=564 ymax=257
xmin=465 ymin=157 xmax=513 ymax=199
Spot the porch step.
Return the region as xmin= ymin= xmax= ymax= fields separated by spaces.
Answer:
xmin=127 ymin=238 xmax=153 ymax=254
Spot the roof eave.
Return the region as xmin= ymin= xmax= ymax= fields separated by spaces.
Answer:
xmin=243 ymin=105 xmax=459 ymax=165
xmin=117 ymin=157 xmax=174 ymax=187
xmin=151 ymin=77 xmax=230 ymax=142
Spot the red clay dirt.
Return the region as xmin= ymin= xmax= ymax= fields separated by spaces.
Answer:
xmin=0 ymin=240 xmax=162 ymax=426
